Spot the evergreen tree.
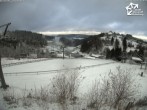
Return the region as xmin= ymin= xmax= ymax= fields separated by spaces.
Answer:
xmin=111 ymin=37 xmax=114 ymax=45
xmin=106 ymin=48 xmax=111 ymax=59
xmin=94 ymin=37 xmax=103 ymax=53
xmin=80 ymin=35 xmax=103 ymax=53
xmin=114 ymin=38 xmax=119 ymax=49
xmin=113 ymin=39 xmax=122 ymax=60
xmin=114 ymin=47 xmax=122 ymax=61
xmin=123 ymin=37 xmax=127 ymax=52
xmin=110 ymin=48 xmax=115 ymax=59
xmin=80 ymin=39 xmax=90 ymax=53
xmin=138 ymin=44 xmax=145 ymax=61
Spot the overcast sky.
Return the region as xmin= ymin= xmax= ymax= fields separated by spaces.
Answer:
xmin=0 ymin=0 xmax=147 ymax=37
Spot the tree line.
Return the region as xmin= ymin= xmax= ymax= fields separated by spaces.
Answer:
xmin=0 ymin=30 xmax=47 ymax=58
xmin=7 ymin=30 xmax=47 ymax=47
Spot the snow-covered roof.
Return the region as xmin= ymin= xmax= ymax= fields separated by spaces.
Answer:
xmin=132 ymin=57 xmax=142 ymax=62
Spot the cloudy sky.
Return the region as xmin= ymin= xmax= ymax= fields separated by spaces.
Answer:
xmin=0 ymin=0 xmax=147 ymax=38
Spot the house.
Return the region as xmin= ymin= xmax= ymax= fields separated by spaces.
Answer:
xmin=19 ymin=53 xmax=28 ymax=58
xmin=71 ymin=52 xmax=83 ymax=58
xmin=28 ymin=53 xmax=37 ymax=59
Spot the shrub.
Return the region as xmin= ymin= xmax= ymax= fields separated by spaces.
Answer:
xmin=50 ymin=70 xmax=80 ymax=104
xmin=87 ymin=80 xmax=104 ymax=110
xmin=135 ymin=96 xmax=147 ymax=107
xmin=86 ymin=67 xmax=137 ymax=110
xmin=3 ymin=89 xmax=18 ymax=105
xmin=107 ymin=67 xmax=136 ymax=109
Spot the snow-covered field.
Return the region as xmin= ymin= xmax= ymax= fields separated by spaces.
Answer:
xmin=3 ymin=59 xmax=113 ymax=73
xmin=2 ymin=58 xmax=48 ymax=66
xmin=0 ymin=58 xmax=147 ymax=110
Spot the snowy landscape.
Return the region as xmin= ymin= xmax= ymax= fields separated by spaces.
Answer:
xmin=0 ymin=45 xmax=147 ymax=110
xmin=0 ymin=30 xmax=147 ymax=110
xmin=0 ymin=1 xmax=147 ymax=109
xmin=0 ymin=29 xmax=147 ymax=110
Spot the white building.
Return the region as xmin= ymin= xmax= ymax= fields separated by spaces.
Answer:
xmin=28 ymin=54 xmax=37 ymax=59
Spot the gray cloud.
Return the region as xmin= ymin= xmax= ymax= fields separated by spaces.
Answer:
xmin=0 ymin=0 xmax=147 ymax=36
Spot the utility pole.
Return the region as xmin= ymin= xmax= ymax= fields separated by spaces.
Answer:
xmin=63 ymin=46 xmax=65 ymax=59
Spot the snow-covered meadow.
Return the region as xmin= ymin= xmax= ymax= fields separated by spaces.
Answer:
xmin=0 ymin=58 xmax=147 ymax=110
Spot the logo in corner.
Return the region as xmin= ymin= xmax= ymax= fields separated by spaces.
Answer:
xmin=126 ymin=3 xmax=144 ymax=16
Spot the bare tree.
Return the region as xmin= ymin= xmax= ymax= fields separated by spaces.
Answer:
xmin=0 ymin=23 xmax=11 ymax=89
xmin=0 ymin=54 xmax=9 ymax=89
